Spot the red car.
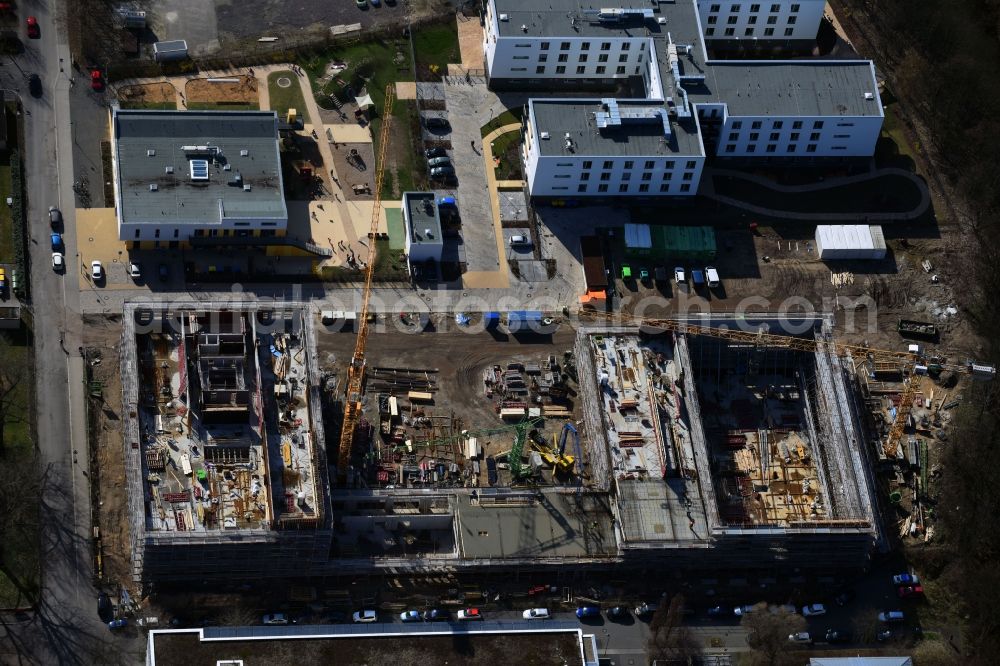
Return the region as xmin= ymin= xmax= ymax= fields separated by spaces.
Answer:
xmin=898 ymin=585 xmax=924 ymax=598
xmin=26 ymin=16 xmax=40 ymax=39
xmin=90 ymin=70 xmax=103 ymax=91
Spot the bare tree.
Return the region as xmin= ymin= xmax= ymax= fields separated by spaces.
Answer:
xmin=0 ymin=453 xmax=43 ymax=605
xmin=647 ymin=593 xmax=701 ymax=664
xmin=740 ymin=603 xmax=807 ymax=666
xmin=0 ymin=334 xmax=30 ymax=456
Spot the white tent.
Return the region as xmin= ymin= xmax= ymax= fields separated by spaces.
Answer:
xmin=815 ymin=225 xmax=886 ymax=260
xmin=354 ymin=93 xmax=374 ymax=110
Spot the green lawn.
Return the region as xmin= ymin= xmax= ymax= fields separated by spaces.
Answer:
xmin=185 ymin=102 xmax=260 ymax=111
xmin=490 ymin=130 xmax=523 ymax=180
xmin=481 ymin=107 xmax=524 ymax=138
xmin=372 ymin=237 xmax=408 ymax=281
xmin=413 ymin=21 xmax=460 ymax=80
xmin=118 ymin=100 xmax=176 ymax=110
xmin=267 ymin=70 xmax=310 ymax=123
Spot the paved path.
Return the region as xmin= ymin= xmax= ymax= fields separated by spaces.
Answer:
xmin=705 ymin=166 xmax=931 ymax=221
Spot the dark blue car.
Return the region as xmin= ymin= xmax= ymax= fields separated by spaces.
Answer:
xmin=51 ymin=233 xmax=62 ymax=251
xmin=576 ymin=606 xmax=600 ymax=619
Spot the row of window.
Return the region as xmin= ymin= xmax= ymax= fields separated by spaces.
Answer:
xmin=707 ymin=14 xmax=797 ymax=25
xmin=563 ymin=159 xmax=699 ymax=170
xmin=513 ymin=65 xmax=639 ymax=75
xmin=707 ymin=3 xmax=801 ymax=12
xmin=705 ymin=26 xmax=796 ymax=36
xmin=732 ymin=119 xmax=826 ymax=130
xmin=516 ymin=41 xmax=646 ymax=52
xmin=729 ymin=131 xmax=823 ymax=141
xmin=131 ymin=227 xmax=278 ymax=239
xmin=561 ymin=171 xmax=696 ymax=182
xmin=723 ymin=143 xmax=848 ymax=153
xmin=549 ymin=183 xmax=693 ymax=193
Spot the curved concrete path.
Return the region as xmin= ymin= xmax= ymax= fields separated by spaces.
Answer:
xmin=705 ymin=166 xmax=931 ymax=222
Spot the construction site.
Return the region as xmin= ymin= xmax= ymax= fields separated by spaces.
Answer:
xmin=120 ymin=303 xmax=332 ymax=582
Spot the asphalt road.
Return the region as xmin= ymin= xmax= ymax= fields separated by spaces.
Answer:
xmin=0 ymin=3 xmax=139 ymax=664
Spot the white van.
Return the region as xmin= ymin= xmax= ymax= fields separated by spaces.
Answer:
xmin=705 ymin=266 xmax=720 ymax=288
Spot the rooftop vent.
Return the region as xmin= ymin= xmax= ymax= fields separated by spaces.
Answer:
xmin=240 ymin=149 xmax=249 ymax=156
xmin=425 ymin=228 xmax=434 ymax=238
xmin=243 ymin=184 xmax=252 ymax=192
xmin=540 ymin=131 xmax=550 ymax=139
xmin=658 ymin=17 xmax=667 ymax=24
xmin=149 ymin=183 xmax=158 ymax=191
xmin=521 ymin=24 xmax=528 ymax=32
xmin=146 ymin=149 xmax=156 ymax=157
xmin=223 ymin=163 xmax=232 ymax=171
xmin=864 ymin=92 xmax=875 ymax=100
xmin=165 ymin=166 xmax=174 ymax=174
xmin=499 ymin=13 xmax=509 ymax=21
xmin=190 ymin=159 xmax=210 ymax=181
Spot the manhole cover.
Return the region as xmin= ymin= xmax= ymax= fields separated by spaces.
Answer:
xmin=276 ymin=77 xmax=292 ymax=88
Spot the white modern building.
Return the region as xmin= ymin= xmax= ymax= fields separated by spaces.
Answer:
xmin=402 ymin=192 xmax=444 ymax=269
xmin=483 ymin=0 xmax=884 ymax=199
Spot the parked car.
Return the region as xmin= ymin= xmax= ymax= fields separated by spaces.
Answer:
xmin=898 ymin=585 xmax=924 ymax=598
xmin=634 ymin=602 xmax=658 ymax=617
xmin=423 ymin=609 xmax=449 ymax=622
xmin=733 ymin=605 xmax=757 ymax=616
xmin=50 ymin=233 xmax=62 ymax=251
xmin=801 ymin=604 xmax=827 ymax=617
xmin=457 ymin=608 xmax=482 ymax=621
xmin=97 ymin=592 xmax=113 ymax=622
xmin=674 ymin=266 xmax=686 ymax=284
xmin=424 ymin=116 xmax=450 ymax=130
xmin=0 ymin=267 xmax=6 ymax=292
xmin=824 ymin=629 xmax=851 ymax=644
xmin=28 ymin=73 xmax=41 ymax=97
xmin=26 ymin=16 xmax=40 ymax=39
xmin=438 ymin=196 xmax=457 ymax=207
xmin=52 ymin=252 xmax=64 ymax=271
xmin=129 ymin=262 xmax=141 ymax=279
xmin=788 ymin=632 xmax=811 ymax=643
xmin=691 ymin=268 xmax=705 ymax=287
xmin=621 ymin=264 xmax=633 ymax=281
xmin=523 ymin=608 xmax=550 ymax=620
xmin=878 ymin=610 xmax=905 ymax=623
xmin=91 ymin=260 xmax=103 ymax=280
xmin=575 ymin=606 xmax=600 ymax=619
xmin=425 ymin=147 xmax=447 ymax=159
xmin=509 ymin=235 xmax=530 ymax=247
xmin=892 ymin=573 xmax=919 ymax=585
xmin=108 ymin=618 xmax=128 ymax=630
xmin=427 ymin=156 xmax=452 ymax=168
xmin=607 ymin=606 xmax=629 ymax=620
xmin=90 ymin=70 xmax=104 ymax=91
xmin=639 ymin=268 xmax=651 ymax=284
xmin=399 ymin=610 xmax=422 ymax=623
xmin=876 ymin=628 xmax=892 ymax=642
xmin=429 ymin=165 xmax=456 ymax=180
xmin=262 ymin=613 xmax=288 ymax=625
xmin=49 ymin=206 xmax=62 ymax=228
xmin=705 ymin=266 xmax=720 ymax=288
xmin=353 ymin=610 xmax=377 ymax=623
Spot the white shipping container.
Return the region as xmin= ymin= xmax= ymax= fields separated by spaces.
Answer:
xmin=815 ymin=225 xmax=886 ymax=260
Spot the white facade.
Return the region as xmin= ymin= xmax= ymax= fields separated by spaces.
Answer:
xmin=696 ymin=0 xmax=826 ymax=42
xmin=714 ymin=114 xmax=884 ymax=158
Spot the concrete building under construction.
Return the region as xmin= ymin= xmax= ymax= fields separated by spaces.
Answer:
xmin=120 ymin=303 xmax=331 ymax=582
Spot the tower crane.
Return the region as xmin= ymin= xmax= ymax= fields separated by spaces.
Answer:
xmin=336 ymin=84 xmax=394 ymax=483
xmin=577 ymin=311 xmax=987 ymax=460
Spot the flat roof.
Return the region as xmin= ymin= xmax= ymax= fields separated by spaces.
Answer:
xmin=402 ymin=192 xmax=442 ymax=245
xmin=532 ymin=100 xmax=704 ymax=157
xmin=493 ymin=0 xmax=666 ymax=38
xmin=113 ymin=109 xmax=287 ymax=227
xmin=694 ymin=62 xmax=882 ymax=117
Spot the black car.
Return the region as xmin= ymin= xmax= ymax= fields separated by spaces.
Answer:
xmin=97 ymin=592 xmax=113 ymax=622
xmin=824 ymin=629 xmax=850 ymax=644
xmin=429 ymin=165 xmax=456 ymax=180
xmin=607 ymin=606 xmax=630 ymax=621
xmin=28 ymin=73 xmax=41 ymax=97
xmin=425 ymin=146 xmax=447 ymax=159
xmin=424 ymin=116 xmax=450 ymax=130
xmin=423 ymin=609 xmax=450 ymax=621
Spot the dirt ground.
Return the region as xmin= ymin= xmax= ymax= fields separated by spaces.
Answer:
xmin=119 ymin=82 xmax=176 ymax=104
xmin=82 ymin=315 xmax=134 ymax=591
xmin=316 ymin=315 xmax=585 ymax=487
xmin=330 ymin=142 xmax=376 ymax=201
xmin=185 ymin=76 xmax=258 ymax=104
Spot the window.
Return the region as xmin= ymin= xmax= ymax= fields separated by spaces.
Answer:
xmin=514 ymin=44 xmax=531 ymax=48
xmin=621 ymin=172 xmax=631 ymax=181
xmin=833 ymin=134 xmax=850 ymax=139
xmin=596 ymin=66 xmax=606 ymax=74
xmin=536 ymin=66 xmax=545 ymax=74
xmin=619 ymin=183 xmax=629 ymax=193
xmin=616 ymin=66 xmax=626 ymax=74
xmin=770 ymin=4 xmax=779 ymax=12
xmin=749 ymin=132 xmax=759 ymax=141
xmin=576 ymin=66 xmax=586 ymax=74
xmin=665 ymin=160 xmax=675 ymax=168
xmin=745 ymin=28 xmax=754 ymax=36
xmin=598 ymin=54 xmax=609 ymax=63
xmin=751 ymin=121 xmax=762 ymax=129
xmin=553 ymin=187 xmax=568 ymax=191
xmin=836 ymin=122 xmax=855 ymax=127
xmin=558 ymin=54 xmax=568 ymax=62
xmin=601 ymin=42 xmax=611 ymax=50
xmin=578 ymin=54 xmax=588 ymax=62
xmin=640 ymin=42 xmax=646 ymax=50
xmin=747 ymin=144 xmax=756 ymax=153
xmin=581 ymin=42 xmax=591 ymax=50
xmin=791 ymin=3 xmax=800 ymax=11
xmin=832 ymin=146 xmax=847 ymax=150
xmin=710 ymin=3 xmax=720 ymax=11
xmin=621 ymin=42 xmax=630 ymax=50
xmin=732 ymin=121 xmax=742 ymax=130
xmin=603 ymin=160 xmax=613 ymax=169
xmin=728 ymin=132 xmax=739 ymax=141
xmin=578 ymin=184 xmax=588 ymax=192
xmin=705 ymin=27 xmax=716 ymax=36
xmin=814 ymin=121 xmax=824 ymax=129
xmin=786 ymin=144 xmax=796 ymax=153
xmin=617 ymin=53 xmax=627 ymax=62
xmin=662 ymin=171 xmax=673 ymax=180
xmin=769 ymin=132 xmax=779 ymax=141
xmin=773 ymin=120 xmax=783 ymax=129
xmin=810 ymin=132 xmax=820 ymax=141
xmin=154 ymin=228 xmax=160 ymax=238
xmin=642 ymin=172 xmax=652 ymax=181
xmin=540 ymin=42 xmax=550 ymax=50
xmin=660 ymin=184 xmax=670 ymax=192
xmin=724 ymin=27 xmax=735 ymax=35
xmin=787 ymin=16 xmax=797 ymax=25
xmin=580 ymin=172 xmax=590 ymax=181
xmin=790 ymin=132 xmax=800 ymax=140
xmin=598 ymin=184 xmax=609 ymax=192
xmin=600 ymin=172 xmax=611 ymax=181
xmin=682 ymin=172 xmax=694 ymax=181
xmin=767 ymin=15 xmax=777 ymax=24
xmin=583 ymin=161 xmax=592 ymax=169
xmin=639 ymin=184 xmax=649 ymax=192
xmin=511 ymin=68 xmax=526 ymax=71
xmin=792 ymin=120 xmax=803 ymax=129
xmin=750 ymin=3 xmax=760 ymax=11
xmin=784 ymin=27 xmax=793 ymax=36
xmin=764 ymin=27 xmax=774 ymax=35
xmin=726 ymin=144 xmax=736 ymax=153
xmin=680 ymin=184 xmax=691 ymax=192
xmin=727 ymin=16 xmax=738 ymax=24
xmin=134 ymin=229 xmax=140 ymax=239
xmin=707 ymin=15 xmax=718 ymax=24
xmin=766 ymin=144 xmax=776 ymax=153
xmin=556 ymin=66 xmax=566 ymax=74
xmin=748 ymin=15 xmax=757 ymax=24
xmin=624 ymin=160 xmax=634 ymax=169
xmin=560 ymin=42 xmax=570 ymax=50
xmin=806 ymin=144 xmax=817 ymax=153
xmin=644 ymin=160 xmax=655 ymax=169
xmin=513 ymin=56 xmax=529 ymax=60
xmin=538 ymin=53 xmax=548 ymax=62
xmin=686 ymin=160 xmax=697 ymax=169
xmin=731 ymin=4 xmax=741 ymax=10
